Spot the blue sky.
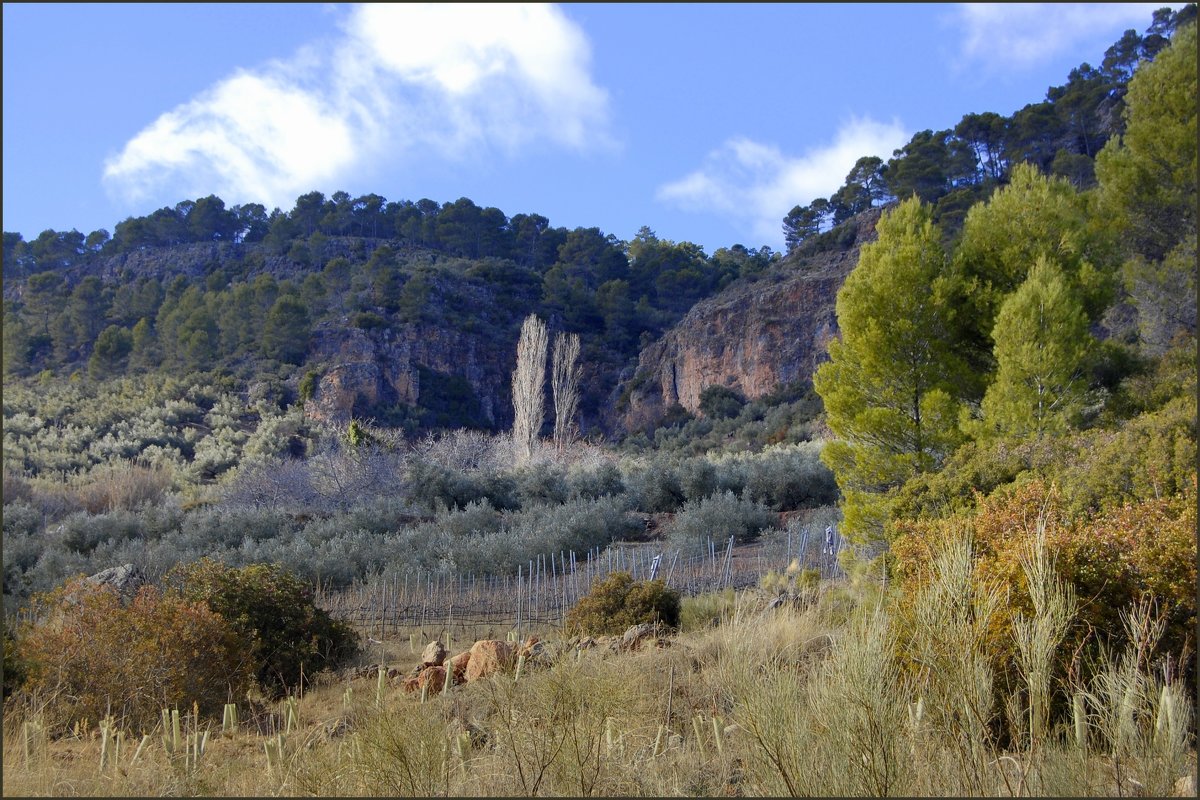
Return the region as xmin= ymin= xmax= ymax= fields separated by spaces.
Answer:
xmin=2 ymin=3 xmax=1180 ymax=255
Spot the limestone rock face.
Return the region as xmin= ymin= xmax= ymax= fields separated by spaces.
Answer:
xmin=304 ymin=318 xmax=504 ymax=428
xmin=614 ymin=208 xmax=882 ymax=432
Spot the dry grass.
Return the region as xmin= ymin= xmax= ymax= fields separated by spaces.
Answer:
xmin=71 ymin=460 xmax=175 ymax=515
xmin=4 ymin=571 xmax=1195 ymax=798
xmin=2 ymin=459 xmax=175 ymax=519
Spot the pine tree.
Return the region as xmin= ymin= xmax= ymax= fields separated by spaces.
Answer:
xmin=128 ymin=317 xmax=159 ymax=373
xmin=952 ymin=162 xmax=1116 ymax=373
xmin=980 ymin=257 xmax=1092 ymax=440
xmin=260 ymin=295 xmax=311 ymax=365
xmin=814 ymin=197 xmax=967 ymax=545
xmin=1096 ymin=21 xmax=1197 ymax=354
xmin=87 ymin=324 xmax=133 ymax=379
xmin=1096 ymin=21 xmax=1197 ymax=263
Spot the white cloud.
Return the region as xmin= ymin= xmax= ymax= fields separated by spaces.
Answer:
xmin=104 ymin=72 xmax=356 ymax=207
xmin=657 ymin=117 xmax=909 ymax=249
xmin=103 ymin=3 xmax=610 ymax=210
xmin=953 ymin=3 xmax=1182 ymax=72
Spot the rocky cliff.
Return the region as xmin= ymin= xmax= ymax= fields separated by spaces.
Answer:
xmin=304 ymin=316 xmax=511 ymax=429
xmin=11 ymin=208 xmax=885 ymax=439
xmin=612 ymin=208 xmax=883 ymax=432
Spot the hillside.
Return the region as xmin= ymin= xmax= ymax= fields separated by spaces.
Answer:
xmin=5 ymin=216 xmax=787 ymax=440
xmin=616 ymin=208 xmax=882 ymax=432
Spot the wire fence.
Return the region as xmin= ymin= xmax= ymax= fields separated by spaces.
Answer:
xmin=316 ymin=525 xmax=849 ymax=640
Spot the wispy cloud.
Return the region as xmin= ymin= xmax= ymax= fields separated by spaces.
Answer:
xmin=952 ymin=3 xmax=1180 ymax=73
xmin=103 ymin=4 xmax=611 ymax=210
xmin=657 ymin=117 xmax=909 ymax=249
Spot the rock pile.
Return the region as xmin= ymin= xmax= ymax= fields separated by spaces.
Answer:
xmin=354 ymin=625 xmax=677 ymax=697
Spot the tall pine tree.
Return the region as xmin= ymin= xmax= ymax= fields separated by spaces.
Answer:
xmin=814 ymin=197 xmax=968 ymax=546
xmin=979 ymin=256 xmax=1093 ymax=440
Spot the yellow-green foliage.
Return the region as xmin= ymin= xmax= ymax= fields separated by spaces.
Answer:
xmin=815 ymin=197 xmax=968 ymax=545
xmin=892 ymin=343 xmax=1195 ymax=524
xmin=953 ymin=161 xmax=1117 ymax=335
xmin=892 ymin=479 xmax=1197 ymax=660
xmin=1096 ymin=20 xmax=1197 ymax=261
xmin=15 ymin=578 xmax=252 ymax=734
xmin=1049 ymin=391 xmax=1196 ymax=519
xmin=978 ymin=256 xmax=1093 ymax=440
xmin=563 ymin=571 xmax=681 ymax=636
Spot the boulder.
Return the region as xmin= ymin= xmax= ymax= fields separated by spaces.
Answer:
xmin=620 ymin=622 xmax=666 ymax=652
xmin=572 ymin=635 xmax=620 ymax=653
xmin=515 ymin=636 xmax=540 ymax=662
xmin=416 ymin=665 xmax=446 ymax=694
xmin=517 ymin=636 xmax=567 ymax=668
xmin=400 ymin=676 xmax=420 ymax=694
xmin=448 ymin=651 xmax=471 ymax=685
xmin=465 ymin=640 xmax=515 ymax=682
xmin=85 ymin=564 xmax=148 ymax=603
xmin=420 ymin=640 xmax=448 ymax=667
xmin=321 ymin=718 xmax=354 ymax=740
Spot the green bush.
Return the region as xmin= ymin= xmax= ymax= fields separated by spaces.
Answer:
xmin=627 ymin=462 xmax=685 ymax=513
xmin=667 ymin=490 xmax=777 ymax=555
xmin=407 ymin=459 xmax=521 ymax=512
xmin=350 ymin=311 xmax=388 ymax=330
xmin=657 ymin=403 xmax=694 ymax=430
xmin=739 ymin=445 xmax=838 ymax=511
xmin=566 ymin=461 xmax=625 ymax=500
xmin=564 ymin=571 xmax=681 ymax=635
xmin=699 ymin=385 xmax=746 ymax=419
xmin=168 ymin=558 xmax=359 ymax=698
xmin=450 ymin=496 xmax=640 ymax=576
xmin=298 ymin=370 xmax=319 ymax=402
xmin=514 ymin=462 xmax=568 ymax=507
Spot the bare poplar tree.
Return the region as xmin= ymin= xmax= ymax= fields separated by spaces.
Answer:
xmin=511 ymin=314 xmax=548 ymax=465
xmin=551 ymin=331 xmax=582 ymax=453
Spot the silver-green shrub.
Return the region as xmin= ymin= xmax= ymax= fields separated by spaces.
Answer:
xmin=566 ymin=461 xmax=624 ymax=501
xmin=667 ymin=490 xmax=777 ymax=555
